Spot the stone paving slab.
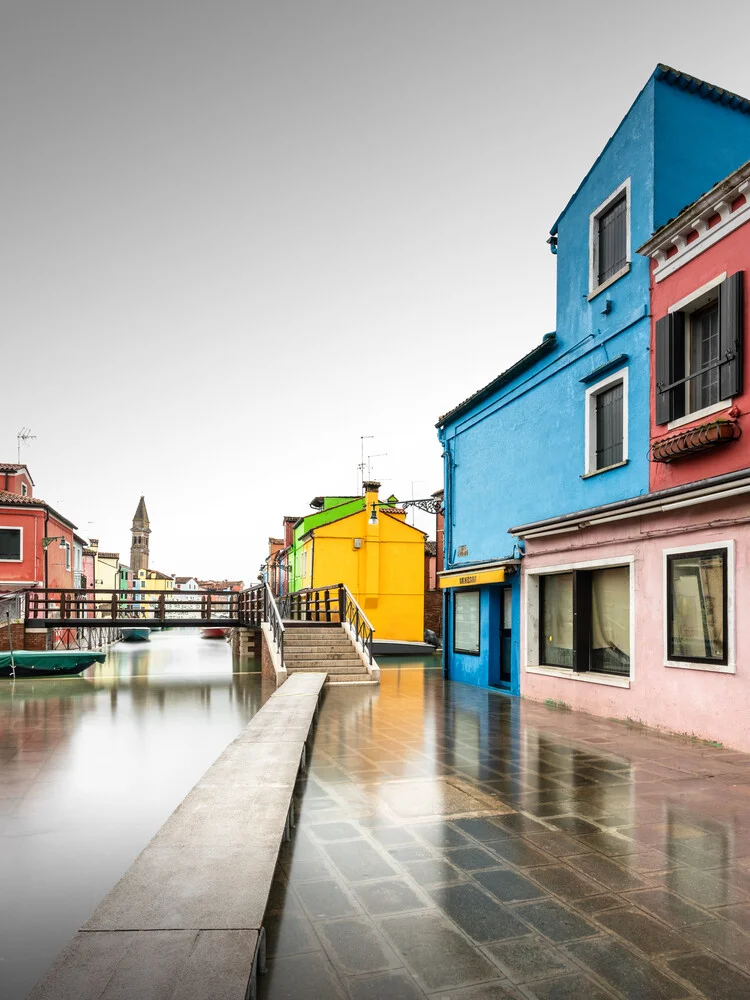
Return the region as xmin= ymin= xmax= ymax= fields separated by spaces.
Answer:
xmin=27 ymin=673 xmax=327 ymax=1000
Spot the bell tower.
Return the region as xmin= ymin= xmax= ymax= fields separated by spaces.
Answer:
xmin=130 ymin=496 xmax=150 ymax=573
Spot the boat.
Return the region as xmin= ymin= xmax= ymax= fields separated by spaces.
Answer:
xmin=201 ymin=627 xmax=229 ymax=639
xmin=0 ymin=650 xmax=106 ymax=678
xmin=121 ymin=627 xmax=151 ymax=642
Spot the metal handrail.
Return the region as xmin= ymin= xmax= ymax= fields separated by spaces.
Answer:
xmin=340 ymin=584 xmax=375 ymax=665
xmin=264 ymin=583 xmax=285 ymax=666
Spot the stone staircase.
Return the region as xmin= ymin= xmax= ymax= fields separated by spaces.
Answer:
xmin=283 ymin=624 xmax=376 ymax=684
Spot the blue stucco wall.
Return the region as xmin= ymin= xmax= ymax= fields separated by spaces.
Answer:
xmin=444 ymin=583 xmax=520 ymax=694
xmin=654 ymin=83 xmax=750 ymax=232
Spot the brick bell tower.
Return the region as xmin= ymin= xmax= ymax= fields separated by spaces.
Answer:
xmin=130 ymin=496 xmax=150 ymax=573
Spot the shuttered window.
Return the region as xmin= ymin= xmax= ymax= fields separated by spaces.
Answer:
xmin=595 ymin=382 xmax=624 ymax=470
xmin=597 ymin=194 xmax=627 ymax=285
xmin=655 ymin=273 xmax=744 ymax=425
xmin=0 ymin=528 xmax=21 ymax=561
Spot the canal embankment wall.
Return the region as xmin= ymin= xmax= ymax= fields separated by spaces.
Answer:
xmin=27 ymin=671 xmax=327 ymax=1000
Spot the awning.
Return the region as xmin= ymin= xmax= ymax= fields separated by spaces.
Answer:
xmin=439 ymin=567 xmax=507 ymax=589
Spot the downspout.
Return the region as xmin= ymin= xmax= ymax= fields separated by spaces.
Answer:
xmin=43 ymin=510 xmax=49 ymax=587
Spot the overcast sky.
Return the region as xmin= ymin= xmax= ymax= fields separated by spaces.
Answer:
xmin=3 ymin=1 xmax=750 ymax=580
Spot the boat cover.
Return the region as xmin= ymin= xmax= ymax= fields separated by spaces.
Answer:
xmin=0 ymin=651 xmax=106 ymax=670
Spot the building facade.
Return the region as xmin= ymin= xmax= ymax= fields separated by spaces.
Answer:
xmin=295 ymin=481 xmax=426 ymax=642
xmin=437 ymin=66 xmax=750 ymax=699
xmin=513 ymin=158 xmax=750 ymax=750
xmin=0 ymin=464 xmax=76 ymax=590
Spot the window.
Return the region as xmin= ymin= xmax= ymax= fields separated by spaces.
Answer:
xmin=597 ymin=196 xmax=627 ymax=284
xmin=656 ymin=273 xmax=743 ymax=424
xmin=454 ymin=590 xmax=480 ymax=655
xmin=667 ymin=548 xmax=728 ymax=667
xmin=0 ymin=528 xmax=21 ymax=561
xmin=590 ymin=180 xmax=630 ymax=295
xmin=584 ymin=369 xmax=628 ymax=475
xmin=21 ymin=483 xmax=28 ymax=497
xmin=64 ymin=542 xmax=71 ymax=570
xmin=538 ymin=565 xmax=631 ymax=677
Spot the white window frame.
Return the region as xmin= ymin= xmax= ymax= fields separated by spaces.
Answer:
xmin=64 ymin=542 xmax=71 ymax=571
xmin=666 ymin=273 xmax=731 ymax=429
xmin=584 ymin=368 xmax=628 ymax=476
xmin=20 ymin=483 xmax=28 ymax=497
xmin=0 ymin=525 xmax=23 ymax=563
xmin=663 ymin=539 xmax=735 ymax=674
xmin=524 ymin=554 xmax=635 ymax=688
xmin=588 ymin=178 xmax=631 ymax=298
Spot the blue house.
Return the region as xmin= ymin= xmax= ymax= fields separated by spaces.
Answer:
xmin=437 ymin=65 xmax=750 ymax=695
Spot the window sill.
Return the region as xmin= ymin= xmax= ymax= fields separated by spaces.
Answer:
xmin=588 ymin=264 xmax=630 ymax=301
xmin=665 ymin=659 xmax=735 ymax=675
xmin=526 ymin=665 xmax=631 ymax=688
xmin=581 ymin=459 xmax=629 ymax=480
xmin=666 ymin=399 xmax=731 ymax=431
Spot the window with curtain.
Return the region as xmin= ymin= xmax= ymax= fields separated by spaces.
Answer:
xmin=541 ymin=573 xmax=573 ymax=668
xmin=668 ymin=549 xmax=727 ymax=664
xmin=539 ymin=565 xmax=630 ymax=677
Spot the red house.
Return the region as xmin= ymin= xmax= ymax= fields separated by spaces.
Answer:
xmin=0 ymin=463 xmax=76 ymax=590
xmin=641 ymin=159 xmax=750 ymax=489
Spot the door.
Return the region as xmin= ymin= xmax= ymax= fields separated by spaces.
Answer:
xmin=499 ymin=587 xmax=512 ymax=687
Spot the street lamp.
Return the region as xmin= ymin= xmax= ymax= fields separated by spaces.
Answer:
xmin=368 ymin=502 xmax=378 ymax=525
xmin=42 ymin=536 xmax=67 ymax=549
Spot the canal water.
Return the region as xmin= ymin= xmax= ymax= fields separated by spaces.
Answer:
xmin=0 ymin=629 xmax=272 ymax=1000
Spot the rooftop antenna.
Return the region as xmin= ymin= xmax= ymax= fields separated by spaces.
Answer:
xmin=17 ymin=427 xmax=36 ymax=464
xmin=358 ymin=435 xmax=373 ymax=493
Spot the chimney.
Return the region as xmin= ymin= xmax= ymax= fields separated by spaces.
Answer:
xmin=89 ymin=538 xmax=99 ymax=551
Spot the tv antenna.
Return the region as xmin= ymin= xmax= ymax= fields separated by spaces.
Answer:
xmin=358 ymin=435 xmax=374 ymax=493
xmin=17 ymin=427 xmax=36 ymax=464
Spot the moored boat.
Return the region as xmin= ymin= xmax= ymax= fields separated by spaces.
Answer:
xmin=0 ymin=650 xmax=106 ymax=678
xmin=121 ymin=627 xmax=151 ymax=642
xmin=201 ymin=627 xmax=228 ymax=639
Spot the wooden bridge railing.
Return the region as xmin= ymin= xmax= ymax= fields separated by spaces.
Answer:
xmin=25 ymin=586 xmax=266 ymax=627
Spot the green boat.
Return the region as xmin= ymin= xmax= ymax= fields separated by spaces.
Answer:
xmin=0 ymin=650 xmax=106 ymax=678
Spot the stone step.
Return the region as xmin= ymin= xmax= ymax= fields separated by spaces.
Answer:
xmin=285 ymin=651 xmax=361 ymax=661
xmin=286 ymin=661 xmax=365 ymax=671
xmin=326 ymin=675 xmax=375 ymax=684
xmin=284 ymin=640 xmax=351 ymax=648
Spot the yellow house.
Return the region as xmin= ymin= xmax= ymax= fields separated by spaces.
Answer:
xmin=297 ymin=481 xmax=425 ymax=641
xmin=137 ymin=568 xmax=174 ymax=592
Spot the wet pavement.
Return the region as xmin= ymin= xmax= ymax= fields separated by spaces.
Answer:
xmin=0 ymin=631 xmax=271 ymax=1000
xmin=262 ymin=661 xmax=750 ymax=999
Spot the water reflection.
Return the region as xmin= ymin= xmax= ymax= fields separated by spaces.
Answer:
xmin=0 ymin=630 xmax=271 ymax=1000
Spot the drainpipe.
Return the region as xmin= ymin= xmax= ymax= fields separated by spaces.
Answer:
xmin=43 ymin=510 xmax=49 ymax=588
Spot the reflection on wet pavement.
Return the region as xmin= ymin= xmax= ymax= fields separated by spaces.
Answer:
xmin=262 ymin=665 xmax=750 ymax=999
xmin=0 ymin=631 xmax=272 ymax=1000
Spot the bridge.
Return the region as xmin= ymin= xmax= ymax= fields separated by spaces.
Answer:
xmin=24 ymin=586 xmax=265 ymax=629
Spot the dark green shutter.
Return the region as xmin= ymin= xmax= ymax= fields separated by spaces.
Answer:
xmin=719 ymin=272 xmax=744 ymax=400
xmin=655 ymin=313 xmax=686 ymax=424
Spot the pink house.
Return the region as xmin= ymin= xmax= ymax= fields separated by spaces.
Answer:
xmin=515 ymin=161 xmax=750 ymax=752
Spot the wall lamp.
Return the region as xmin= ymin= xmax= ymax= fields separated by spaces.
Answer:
xmin=368 ymin=502 xmax=378 ymax=525
xmin=42 ymin=536 xmax=67 ymax=549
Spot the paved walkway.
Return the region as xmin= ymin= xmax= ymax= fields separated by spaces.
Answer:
xmin=261 ymin=665 xmax=750 ymax=1000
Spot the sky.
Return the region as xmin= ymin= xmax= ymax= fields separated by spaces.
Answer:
xmin=3 ymin=1 xmax=750 ymax=580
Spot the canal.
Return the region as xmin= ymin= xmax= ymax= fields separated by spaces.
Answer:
xmin=0 ymin=629 xmax=272 ymax=1000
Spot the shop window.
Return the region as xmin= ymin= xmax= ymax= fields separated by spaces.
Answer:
xmin=667 ymin=547 xmax=728 ymax=667
xmin=454 ymin=590 xmax=480 ymax=655
xmin=539 ymin=565 xmax=631 ymax=677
